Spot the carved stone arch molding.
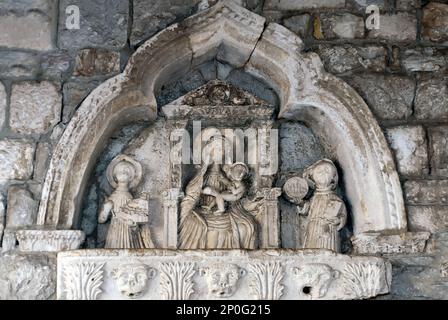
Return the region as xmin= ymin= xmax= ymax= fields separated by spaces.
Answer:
xmin=37 ymin=0 xmax=406 ymax=238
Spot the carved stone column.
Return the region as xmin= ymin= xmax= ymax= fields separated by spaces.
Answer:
xmin=257 ymin=188 xmax=282 ymax=248
xmin=162 ymin=188 xmax=184 ymax=249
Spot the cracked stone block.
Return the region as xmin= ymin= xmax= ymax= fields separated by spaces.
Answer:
xmin=429 ymin=126 xmax=448 ymax=177
xmin=10 ymin=81 xmax=62 ymax=135
xmin=317 ymin=45 xmax=386 ymax=74
xmin=264 ymin=0 xmax=345 ymax=10
xmin=402 ymin=48 xmax=447 ymax=73
xmin=0 ymin=0 xmax=57 ymax=50
xmin=0 ymin=82 xmax=6 ymax=130
xmin=422 ymin=2 xmax=448 ymax=43
xmin=368 ymin=13 xmax=417 ymax=41
xmin=74 ymin=48 xmax=120 ymax=77
xmin=404 ymin=180 xmax=448 ymax=205
xmin=131 ymin=0 xmax=200 ymax=46
xmin=414 ymin=77 xmax=448 ymax=121
xmin=0 ymin=139 xmax=35 ymax=181
xmin=6 ymin=186 xmax=38 ymax=229
xmin=283 ymin=14 xmax=311 ymax=38
xmin=62 ymin=79 xmax=101 ymax=123
xmin=0 ymin=253 xmax=56 ymax=300
xmin=386 ymin=126 xmax=428 ymax=176
xmin=317 ymin=13 xmax=365 ymax=39
xmin=343 ymin=74 xmax=414 ymax=120
xmin=58 ymin=0 xmax=129 ymax=50
xmin=0 ymin=51 xmax=40 ymax=79
xmin=408 ymin=206 xmax=448 ymax=233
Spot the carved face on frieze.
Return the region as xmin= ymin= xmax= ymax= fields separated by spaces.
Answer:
xmin=200 ymin=263 xmax=246 ymax=298
xmin=111 ymin=264 xmax=156 ymax=299
xmin=293 ymin=264 xmax=340 ymax=299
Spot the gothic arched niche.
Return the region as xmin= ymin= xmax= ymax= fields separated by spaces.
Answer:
xmin=37 ymin=0 xmax=407 ymax=244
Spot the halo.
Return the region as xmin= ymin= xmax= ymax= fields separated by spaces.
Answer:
xmin=106 ymin=154 xmax=143 ymax=189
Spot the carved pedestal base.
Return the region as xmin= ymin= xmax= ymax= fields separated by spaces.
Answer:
xmin=57 ymin=249 xmax=391 ymax=300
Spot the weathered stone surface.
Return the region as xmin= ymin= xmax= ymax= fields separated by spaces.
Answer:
xmin=343 ymin=74 xmax=414 ymax=120
xmin=0 ymin=0 xmax=57 ymax=50
xmin=346 ymin=0 xmax=385 ymax=12
xmin=0 ymin=194 xmax=4 ymax=244
xmin=0 ymin=82 xmax=6 ymax=130
xmin=16 ymin=230 xmax=85 ymax=252
xmin=405 ymin=180 xmax=448 ymax=205
xmin=0 ymin=253 xmax=56 ymax=300
xmin=317 ymin=45 xmax=386 ymax=74
xmin=414 ymin=77 xmax=448 ymax=120
xmin=429 ymin=126 xmax=448 ymax=177
xmin=131 ymin=0 xmax=200 ymax=46
xmin=351 ymin=232 xmax=430 ymax=254
xmin=57 ymin=249 xmax=391 ymax=300
xmin=408 ymin=206 xmax=448 ymax=233
xmin=283 ymin=14 xmax=311 ymax=38
xmin=62 ymin=79 xmax=102 ymax=123
xmin=74 ymin=48 xmax=120 ymax=77
xmin=386 ymin=126 xmax=428 ymax=176
xmin=10 ymin=81 xmax=62 ymax=134
xmin=264 ymin=0 xmax=345 ymax=10
xmin=368 ymin=13 xmax=417 ymax=41
xmin=0 ymin=139 xmax=35 ymax=181
xmin=422 ymin=2 xmax=448 ymax=42
xmin=402 ymin=48 xmax=447 ymax=73
xmin=58 ymin=0 xmax=129 ymax=50
xmin=6 ymin=186 xmax=38 ymax=229
xmin=33 ymin=143 xmax=51 ymax=183
xmin=0 ymin=51 xmax=40 ymax=78
xmin=317 ymin=13 xmax=365 ymax=39
xmin=40 ymin=52 xmax=73 ymax=81
xmin=396 ymin=0 xmax=420 ymax=10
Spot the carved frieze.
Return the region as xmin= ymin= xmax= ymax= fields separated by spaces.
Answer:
xmin=56 ymin=249 xmax=391 ymax=300
xmin=351 ymin=232 xmax=430 ymax=254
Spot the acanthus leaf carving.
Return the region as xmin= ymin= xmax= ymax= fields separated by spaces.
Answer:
xmin=160 ymin=262 xmax=196 ymax=300
xmin=63 ymin=262 xmax=105 ymax=300
xmin=342 ymin=262 xmax=386 ymax=300
xmin=249 ymin=262 xmax=284 ymax=300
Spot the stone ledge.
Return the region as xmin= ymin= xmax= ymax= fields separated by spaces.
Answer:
xmin=16 ymin=230 xmax=85 ymax=252
xmin=57 ymin=249 xmax=391 ymax=300
xmin=351 ymin=232 xmax=430 ymax=254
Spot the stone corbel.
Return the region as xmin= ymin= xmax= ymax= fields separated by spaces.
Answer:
xmin=257 ymin=188 xmax=282 ymax=248
xmin=162 ymin=188 xmax=184 ymax=249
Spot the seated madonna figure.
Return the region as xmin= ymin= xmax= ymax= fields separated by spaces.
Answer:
xmin=178 ymin=140 xmax=263 ymax=250
xmin=98 ymin=155 xmax=155 ymax=249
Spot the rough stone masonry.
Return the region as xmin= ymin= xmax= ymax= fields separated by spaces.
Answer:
xmin=0 ymin=0 xmax=447 ymax=300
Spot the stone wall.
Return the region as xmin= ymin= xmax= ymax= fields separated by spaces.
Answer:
xmin=0 ymin=0 xmax=447 ymax=299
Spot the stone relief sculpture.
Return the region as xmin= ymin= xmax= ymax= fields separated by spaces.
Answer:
xmin=62 ymin=262 xmax=105 ymax=300
xmin=199 ymin=263 xmax=246 ymax=298
xmin=297 ymin=159 xmax=347 ymax=253
xmin=249 ymin=262 xmax=284 ymax=300
xmin=342 ymin=263 xmax=385 ymax=299
xmin=160 ymin=262 xmax=196 ymax=300
xmin=98 ymin=155 xmax=155 ymax=249
xmin=111 ymin=263 xmax=156 ymax=299
xmin=292 ymin=263 xmax=340 ymax=300
xmin=178 ymin=136 xmax=264 ymax=249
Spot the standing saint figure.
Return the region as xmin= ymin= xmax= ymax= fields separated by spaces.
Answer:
xmin=301 ymin=159 xmax=347 ymax=253
xmin=98 ymin=155 xmax=155 ymax=249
